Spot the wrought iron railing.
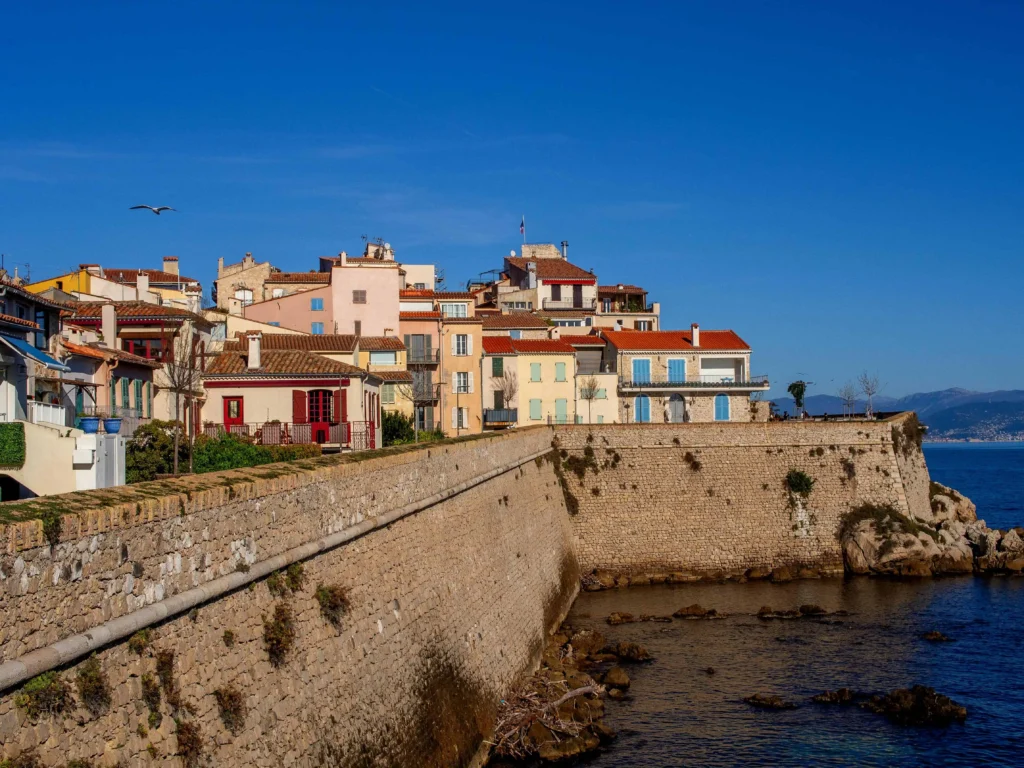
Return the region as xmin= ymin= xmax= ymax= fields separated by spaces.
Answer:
xmin=483 ymin=409 xmax=517 ymax=425
xmin=202 ymin=420 xmax=377 ymax=449
xmin=407 ymin=349 xmax=440 ymax=364
xmin=618 ymin=374 xmax=770 ymax=389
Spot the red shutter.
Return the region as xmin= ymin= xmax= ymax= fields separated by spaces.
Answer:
xmin=334 ymin=389 xmax=343 ymax=424
xmin=292 ymin=390 xmax=308 ymax=424
xmin=339 ymin=388 xmax=348 ymax=423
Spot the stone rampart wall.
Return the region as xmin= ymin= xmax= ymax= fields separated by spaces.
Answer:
xmin=0 ymin=428 xmax=578 ymax=767
xmin=553 ymin=415 xmax=929 ymax=577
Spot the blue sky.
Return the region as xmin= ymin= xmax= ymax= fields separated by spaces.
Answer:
xmin=2 ymin=1 xmax=1022 ymax=397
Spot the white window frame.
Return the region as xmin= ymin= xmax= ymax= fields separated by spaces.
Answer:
xmin=454 ymin=334 xmax=468 ymax=356
xmin=441 ymin=302 xmax=468 ymax=318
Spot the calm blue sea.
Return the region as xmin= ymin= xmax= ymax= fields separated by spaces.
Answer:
xmin=565 ymin=443 xmax=1024 ymax=767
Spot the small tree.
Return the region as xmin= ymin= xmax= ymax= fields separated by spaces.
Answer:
xmin=787 ymin=380 xmax=808 ymax=417
xmin=161 ymin=324 xmax=204 ymax=475
xmin=579 ymin=375 xmax=599 ymax=424
xmin=381 ymin=411 xmax=414 ymax=446
xmin=858 ymin=372 xmax=883 ymax=419
xmin=491 ymin=369 xmax=519 ymax=413
xmin=390 ymin=380 xmax=420 ymax=442
xmin=838 ymin=382 xmax=858 ymax=417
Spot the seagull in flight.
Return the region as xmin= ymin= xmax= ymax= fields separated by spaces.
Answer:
xmin=130 ymin=205 xmax=176 ymax=215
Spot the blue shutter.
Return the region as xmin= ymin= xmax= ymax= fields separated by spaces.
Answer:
xmin=555 ymin=398 xmax=567 ymax=424
xmin=555 ymin=362 xmax=566 ymax=382
xmin=715 ymin=394 xmax=730 ymax=421
xmin=635 ymin=395 xmax=650 ymax=423
xmin=632 ymin=358 xmax=651 ymax=384
xmin=529 ymin=399 xmax=542 ymax=420
xmin=668 ymin=359 xmax=686 ymax=383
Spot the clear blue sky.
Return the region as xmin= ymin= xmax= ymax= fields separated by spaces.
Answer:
xmin=2 ymin=2 xmax=1022 ymax=398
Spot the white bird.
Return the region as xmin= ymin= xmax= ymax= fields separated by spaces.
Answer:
xmin=130 ymin=205 xmax=176 ymax=215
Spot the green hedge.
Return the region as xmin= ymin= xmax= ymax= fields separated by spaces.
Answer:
xmin=190 ymin=434 xmax=321 ymax=475
xmin=0 ymin=423 xmax=26 ymax=468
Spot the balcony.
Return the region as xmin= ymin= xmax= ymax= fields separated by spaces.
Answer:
xmin=412 ymin=383 xmax=441 ymax=401
xmin=203 ymin=420 xmax=377 ymax=451
xmin=542 ymin=298 xmax=597 ymax=311
xmin=483 ymin=408 xmax=517 ymax=426
xmin=407 ymin=349 xmax=440 ymax=364
xmin=577 ymin=362 xmax=615 ymax=375
xmin=618 ymin=374 xmax=770 ymax=391
xmin=28 ymin=400 xmax=69 ymax=428
xmin=599 ymin=303 xmax=655 ymax=314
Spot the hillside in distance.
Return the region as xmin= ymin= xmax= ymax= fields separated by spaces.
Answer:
xmin=769 ymin=388 xmax=1024 ymax=441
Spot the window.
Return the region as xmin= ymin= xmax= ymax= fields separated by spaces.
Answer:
xmin=226 ymin=399 xmax=241 ymax=419
xmin=509 ymin=329 xmax=522 ymax=340
xmin=634 ymin=394 xmax=651 ymax=423
xmin=369 ymin=351 xmax=397 ymax=365
xmin=16 ymin=304 xmax=27 ymax=320
xmin=715 ymin=394 xmax=731 ymax=421
xmin=668 ymin=359 xmax=686 ymax=383
xmin=493 ymin=391 xmax=504 ymax=410
xmin=440 ymin=303 xmax=468 ymax=318
xmin=602 ymin=299 xmax=612 ymax=313
xmin=455 ymin=407 xmax=468 ymax=429
xmin=550 ymin=284 xmax=562 ymax=301
xmin=530 ymin=363 xmax=541 ymax=382
xmin=272 ymin=288 xmax=285 ymax=298
xmin=631 ymin=358 xmax=651 ymax=384
xmin=454 ymin=334 xmax=468 ymax=356
xmin=354 ymin=320 xmax=361 ymax=336
xmin=596 ymin=388 xmax=607 ymax=399
xmin=455 ymin=372 xmax=469 ymax=393
xmin=529 ymin=399 xmax=542 ymax=420
xmin=211 ymin=322 xmax=227 ymax=341
xmin=121 ymin=378 xmax=130 ymax=410
xmin=234 ymin=289 xmax=253 ymax=307
xmin=268 ymin=321 xmax=280 ymax=327
xmin=413 ymin=282 xmax=426 ymax=289
xmin=34 ymin=309 xmax=47 ymax=349
xmin=311 ymin=322 xmax=324 ymax=335
xmin=492 ymin=357 xmax=503 ymax=377
xmin=597 ymin=415 xmax=605 ymax=424
xmin=555 ymin=362 xmax=566 ymax=382
xmin=352 ymin=290 xmax=367 ymax=304
xmin=554 ymin=319 xmax=583 ymax=327
xmin=555 ymin=398 xmax=568 ymax=424
xmin=635 ymin=320 xmax=652 ymax=331
xmin=310 ymin=297 xmax=324 ymax=311
xmin=381 ymin=383 xmax=395 ymax=404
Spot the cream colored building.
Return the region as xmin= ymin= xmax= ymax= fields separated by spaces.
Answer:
xmin=440 ymin=317 xmax=483 ymax=435
xmin=600 ymin=325 xmax=769 ymax=424
xmin=481 ymin=337 xmax=578 ymax=429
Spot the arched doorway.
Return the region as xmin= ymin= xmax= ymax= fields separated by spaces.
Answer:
xmin=668 ymin=394 xmax=686 ymax=423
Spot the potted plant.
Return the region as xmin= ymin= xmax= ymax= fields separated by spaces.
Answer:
xmin=102 ymin=410 xmax=123 ymax=434
xmin=78 ymin=412 xmax=101 ymax=433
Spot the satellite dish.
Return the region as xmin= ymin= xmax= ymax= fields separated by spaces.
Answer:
xmin=384 ymin=242 xmax=391 ymax=249
xmin=509 ymin=249 xmax=516 ymax=257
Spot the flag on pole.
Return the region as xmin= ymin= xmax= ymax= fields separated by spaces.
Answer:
xmin=520 ymin=216 xmax=525 ymax=236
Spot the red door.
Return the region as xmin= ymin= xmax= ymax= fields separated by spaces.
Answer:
xmin=224 ymin=397 xmax=244 ymax=432
xmin=308 ymin=389 xmax=333 ymax=444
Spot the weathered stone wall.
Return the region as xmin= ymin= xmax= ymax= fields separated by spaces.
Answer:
xmin=0 ymin=428 xmax=578 ymax=767
xmin=553 ymin=414 xmax=928 ymax=578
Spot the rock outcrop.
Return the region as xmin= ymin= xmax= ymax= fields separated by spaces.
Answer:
xmin=840 ymin=484 xmax=1023 ymax=577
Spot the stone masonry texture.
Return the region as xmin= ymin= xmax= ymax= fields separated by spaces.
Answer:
xmin=0 ymin=427 xmax=579 ymax=767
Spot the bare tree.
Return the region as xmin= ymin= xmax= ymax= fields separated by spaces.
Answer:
xmin=161 ymin=323 xmax=204 ymax=475
xmin=491 ymin=369 xmax=519 ymax=415
xmin=578 ymin=375 xmax=599 ymax=424
xmin=838 ymin=382 xmax=858 ymax=418
xmin=858 ymin=372 xmax=883 ymax=419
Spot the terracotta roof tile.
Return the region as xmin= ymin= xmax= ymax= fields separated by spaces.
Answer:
xmin=340 ymin=257 xmax=399 ymax=266
xmin=399 ymin=311 xmax=442 ymax=320
xmin=265 ymin=272 xmax=331 ymax=284
xmin=358 ymin=336 xmax=406 ymax=351
xmin=601 ymin=329 xmax=749 ymax=351
xmin=61 ymin=341 xmax=163 ymax=368
xmin=559 ymin=333 xmax=606 ymax=347
xmin=224 ymin=333 xmax=357 ymax=353
xmin=103 ymin=268 xmax=200 ymax=285
xmin=481 ymin=313 xmax=550 ymax=329
xmin=0 ymin=314 xmax=40 ymax=329
xmin=399 ymin=289 xmax=474 ymax=300
xmin=68 ymin=301 xmax=212 ymax=326
xmin=598 ymin=284 xmax=646 ymax=296
xmin=505 ymin=257 xmax=596 ymax=281
xmin=375 ymin=370 xmax=414 ymax=382
xmin=482 ymin=337 xmax=576 ymax=355
xmin=205 ymin=349 xmax=366 ymax=377
xmin=440 ymin=317 xmax=482 ymax=325
xmin=61 ymin=341 xmax=106 ymax=360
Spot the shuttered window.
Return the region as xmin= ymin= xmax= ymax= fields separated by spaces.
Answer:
xmin=529 ymin=399 xmax=542 ymax=420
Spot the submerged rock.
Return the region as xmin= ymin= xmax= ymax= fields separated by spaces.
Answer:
xmin=612 ymin=642 xmax=652 ymax=662
xmin=860 ymin=685 xmax=967 ymax=726
xmin=603 ymin=666 xmax=630 ymax=690
xmin=922 ymin=631 xmax=953 ymax=642
xmin=606 ymin=612 xmax=636 ymax=626
xmin=798 ymin=604 xmax=827 ymax=616
xmin=812 ymin=688 xmax=858 ymax=705
xmin=673 ymin=603 xmax=708 ymax=618
xmin=744 ymin=694 xmax=797 ymax=710
xmin=570 ymin=629 xmax=606 ymax=657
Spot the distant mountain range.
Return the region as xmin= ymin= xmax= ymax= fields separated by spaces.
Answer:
xmin=769 ymin=388 xmax=1024 ymax=441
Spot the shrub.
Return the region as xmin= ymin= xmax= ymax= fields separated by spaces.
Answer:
xmin=683 ymin=451 xmax=702 ymax=471
xmin=263 ymin=602 xmax=296 ymax=666
xmin=129 ymin=629 xmax=151 ymax=655
xmin=76 ymin=656 xmax=111 ymax=716
xmin=141 ymin=673 xmax=161 ymax=712
xmin=0 ymin=422 xmax=26 ymax=468
xmin=382 ymin=410 xmax=415 ymax=446
xmin=892 ymin=413 xmax=927 ymax=457
xmin=66 ymin=761 xmax=94 ymax=768
xmin=223 ymin=630 xmax=236 ymax=648
xmin=214 ymin=686 xmax=247 ymax=734
xmin=785 ymin=469 xmax=815 ymax=498
xmin=14 ymin=672 xmax=73 ymax=720
xmin=839 ymin=502 xmax=939 ymax=542
xmin=285 ymin=563 xmax=305 ymax=592
xmin=0 ymin=752 xmax=43 ymax=768
xmin=175 ymin=719 xmax=204 ymax=768
xmin=146 ymin=744 xmax=158 ymax=759
xmin=190 ymin=433 xmax=320 ymax=475
xmin=125 ymin=420 xmax=188 ymax=483
xmin=315 ymin=584 xmax=351 ymax=628
xmin=155 ymin=649 xmax=181 ymax=711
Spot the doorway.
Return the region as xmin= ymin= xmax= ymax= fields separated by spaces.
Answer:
xmin=223 ymin=397 xmax=244 ymax=429
xmin=669 ymin=394 xmax=686 ymax=423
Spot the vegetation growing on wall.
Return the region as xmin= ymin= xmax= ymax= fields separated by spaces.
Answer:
xmin=544 ymin=448 xmax=580 ymax=516
xmin=839 ymin=502 xmax=938 ymax=542
xmin=128 ymin=629 xmax=151 ymax=655
xmin=316 ymin=583 xmax=351 ymax=628
xmin=263 ymin=602 xmax=296 ymax=666
xmin=892 ymin=414 xmax=927 ymax=458
xmin=267 ymin=563 xmax=305 ymax=597
xmin=683 ymin=451 xmax=702 ymax=471
xmin=0 ymin=422 xmax=26 ymax=468
xmin=14 ymin=672 xmax=73 ymax=720
xmin=175 ymin=719 xmax=204 ymax=768
xmin=785 ymin=469 xmax=816 ymax=498
xmin=75 ymin=656 xmax=111 ymax=716
xmin=214 ymin=686 xmax=247 ymax=734
xmin=0 ymin=752 xmax=43 ymax=768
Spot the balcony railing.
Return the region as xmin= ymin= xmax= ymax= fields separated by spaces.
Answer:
xmin=483 ymin=408 xmax=517 ymax=425
xmin=542 ymin=298 xmax=597 ymax=311
xmin=599 ymin=303 xmax=655 ymax=314
xmin=407 ymin=349 xmax=440 ymax=364
xmin=618 ymin=374 xmax=770 ymax=389
xmin=28 ymin=401 xmax=68 ymax=427
xmin=203 ymin=420 xmax=377 ymax=450
xmin=412 ymin=383 xmax=442 ymax=401
xmin=577 ymin=362 xmax=616 ymax=375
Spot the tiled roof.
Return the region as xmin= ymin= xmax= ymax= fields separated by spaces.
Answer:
xmin=601 ymin=329 xmax=749 ymax=351
xmin=205 ymin=349 xmax=366 ymax=377
xmin=440 ymin=317 xmax=482 ymax=325
xmin=62 ymin=341 xmax=163 ymax=368
xmin=559 ymin=333 xmax=606 ymax=347
xmin=0 ymin=314 xmax=40 ymax=329
xmin=359 ymin=336 xmax=406 ymax=351
xmin=399 ymin=289 xmax=474 ymax=300
xmin=340 ymin=257 xmax=400 ymax=266
xmin=67 ymin=301 xmax=212 ymax=326
xmin=481 ymin=313 xmax=550 ymax=329
xmin=62 ymin=341 xmax=106 ymax=360
xmin=375 ymin=370 xmax=414 ymax=382
xmin=505 ymin=257 xmax=595 ymax=281
xmin=598 ymin=284 xmax=646 ymax=296
xmin=225 ymin=333 xmax=356 ymax=353
xmin=5 ymin=278 xmax=68 ymax=310
xmin=482 ymin=337 xmax=576 ymax=355
xmin=265 ymin=272 xmax=331 ymax=284
xmin=399 ymin=311 xmax=442 ymax=320
xmin=103 ymin=268 xmax=200 ymax=285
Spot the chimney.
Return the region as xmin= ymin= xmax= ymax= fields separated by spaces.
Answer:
xmin=691 ymin=323 xmax=700 ymax=348
xmin=338 ymin=251 xmax=347 ymax=267
xmin=217 ymin=257 xmax=224 ymax=274
xmin=550 ymin=326 xmax=561 ymax=340
xmin=185 ymin=285 xmax=202 ymax=313
xmin=163 ymin=256 xmax=179 ymax=276
xmin=136 ymin=272 xmax=150 ymax=296
xmin=560 ymin=240 xmax=568 ymax=260
xmin=615 ymin=319 xmax=624 ymax=331
xmin=101 ymin=304 xmax=117 ymax=349
xmin=246 ymin=332 xmax=262 ymax=369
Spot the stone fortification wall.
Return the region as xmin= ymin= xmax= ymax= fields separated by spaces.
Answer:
xmin=0 ymin=428 xmax=578 ymax=767
xmin=553 ymin=414 xmax=929 ymax=578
